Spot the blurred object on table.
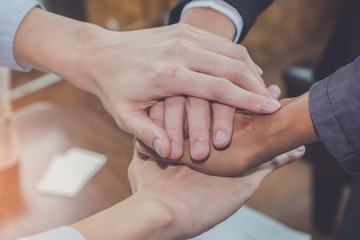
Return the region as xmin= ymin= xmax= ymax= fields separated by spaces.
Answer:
xmin=0 ymin=67 xmax=18 ymax=172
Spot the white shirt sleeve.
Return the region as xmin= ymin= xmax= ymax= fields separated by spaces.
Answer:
xmin=180 ymin=0 xmax=244 ymax=43
xmin=17 ymin=226 xmax=86 ymax=240
xmin=0 ymin=0 xmax=45 ymax=72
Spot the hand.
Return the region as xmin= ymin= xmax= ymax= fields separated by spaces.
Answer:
xmin=127 ymin=148 xmax=304 ymax=239
xmin=71 ymin=147 xmax=303 ymax=240
xmin=14 ymin=8 xmax=281 ymax=158
xmin=138 ymin=93 xmax=319 ymax=176
xmin=158 ymin=8 xmax=281 ymax=161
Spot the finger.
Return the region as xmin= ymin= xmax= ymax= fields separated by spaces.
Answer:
xmin=173 ymin=29 xmax=268 ymax=93
xmin=175 ymin=25 xmax=264 ymax=78
xmin=255 ymin=63 xmax=263 ymax=76
xmin=201 ymin=45 xmax=268 ymax=92
xmin=267 ymin=84 xmax=281 ymax=99
xmin=149 ymin=101 xmax=165 ymax=128
xmin=270 ymin=146 xmax=306 ymax=170
xmin=186 ymin=97 xmax=211 ymax=161
xmin=164 ymin=96 xmax=186 ymax=159
xmin=188 ymin=50 xmax=269 ymax=96
xmin=124 ymin=103 xmax=170 ymax=158
xmin=169 ymin=42 xmax=269 ymax=97
xmin=212 ymin=103 xmax=235 ymax=149
xmin=166 ymin=70 xmax=281 ymax=113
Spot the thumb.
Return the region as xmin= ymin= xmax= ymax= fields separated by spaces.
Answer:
xmin=124 ymin=111 xmax=170 ymax=158
xmin=270 ymin=146 xmax=306 ymax=170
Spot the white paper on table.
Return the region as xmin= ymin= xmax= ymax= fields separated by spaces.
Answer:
xmin=191 ymin=206 xmax=311 ymax=240
xmin=37 ymin=147 xmax=107 ymax=198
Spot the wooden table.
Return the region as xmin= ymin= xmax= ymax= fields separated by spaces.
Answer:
xmin=0 ymin=80 xmax=134 ymax=239
xmin=0 ymin=73 xmax=342 ymax=240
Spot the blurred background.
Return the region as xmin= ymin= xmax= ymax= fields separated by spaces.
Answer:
xmin=0 ymin=0 xmax=351 ymax=240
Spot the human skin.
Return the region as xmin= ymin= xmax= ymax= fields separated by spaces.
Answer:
xmin=138 ymin=92 xmax=318 ymax=176
xmin=71 ymin=148 xmax=304 ymax=240
xmin=155 ymin=8 xmax=280 ymax=161
xmin=13 ymin=8 xmax=281 ymax=159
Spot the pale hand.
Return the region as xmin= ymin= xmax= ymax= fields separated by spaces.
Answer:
xmin=14 ymin=8 xmax=281 ymax=159
xmin=157 ymin=8 xmax=281 ymax=161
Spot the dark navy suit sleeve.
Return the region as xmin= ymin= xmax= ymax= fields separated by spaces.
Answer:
xmin=309 ymin=56 xmax=360 ymax=173
xmin=168 ymin=0 xmax=273 ymax=42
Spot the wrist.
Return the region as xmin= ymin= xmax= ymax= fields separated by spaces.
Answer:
xmin=13 ymin=8 xmax=105 ymax=94
xmin=180 ymin=8 xmax=236 ymax=40
xmin=71 ymin=191 xmax=175 ymax=240
xmin=264 ymin=93 xmax=319 ymax=154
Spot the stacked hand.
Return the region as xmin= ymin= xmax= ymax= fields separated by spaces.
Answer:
xmin=14 ymin=8 xmax=281 ymax=159
xmin=72 ymin=146 xmax=304 ymax=240
xmin=155 ymin=8 xmax=281 ymax=161
xmin=12 ymin=5 xmax=320 ymax=240
xmin=137 ymin=93 xmax=317 ymax=176
xmin=136 ymin=9 xmax=318 ymax=177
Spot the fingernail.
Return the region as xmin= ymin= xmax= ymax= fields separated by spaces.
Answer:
xmin=215 ymin=130 xmax=226 ymax=143
xmin=268 ymin=85 xmax=280 ymax=98
xmin=296 ymin=146 xmax=306 ymax=153
xmin=193 ymin=141 xmax=205 ymax=157
xmin=263 ymin=98 xmax=281 ymax=110
xmin=170 ymin=140 xmax=179 ymax=154
xmin=296 ymin=146 xmax=305 ymax=153
xmin=255 ymin=64 xmax=263 ymax=75
xmin=153 ymin=138 xmax=163 ymax=157
xmin=294 ymin=146 xmax=306 ymax=158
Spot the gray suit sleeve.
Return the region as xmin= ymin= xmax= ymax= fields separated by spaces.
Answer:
xmin=309 ymin=56 xmax=360 ymax=173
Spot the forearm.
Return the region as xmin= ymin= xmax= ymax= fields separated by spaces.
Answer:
xmin=13 ymin=8 xmax=103 ymax=93
xmin=71 ymin=192 xmax=174 ymax=240
xmin=180 ymin=8 xmax=236 ymax=40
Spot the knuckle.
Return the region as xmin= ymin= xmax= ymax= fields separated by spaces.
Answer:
xmin=287 ymin=150 xmax=300 ymax=162
xmin=223 ymin=38 xmax=232 ymax=44
xmin=190 ymin=128 xmax=209 ymax=139
xmin=138 ymin=127 xmax=151 ymax=141
xmin=213 ymin=118 xmax=233 ymax=130
xmin=288 ymin=151 xmax=296 ymax=161
xmin=171 ymin=39 xmax=186 ymax=51
xmin=151 ymin=116 xmax=164 ymax=126
xmin=152 ymin=63 xmax=180 ymax=83
xmin=165 ymin=126 xmax=182 ymax=137
xmin=233 ymin=46 xmax=250 ymax=62
xmin=237 ymin=45 xmax=248 ymax=55
xmin=187 ymin=98 xmax=209 ymax=108
xmin=164 ymin=39 xmax=191 ymax=57
xmin=172 ymin=24 xmax=191 ymax=39
xmin=166 ymin=96 xmax=185 ymax=106
xmin=210 ymin=78 xmax=233 ymax=99
xmin=243 ymin=96 xmax=261 ymax=110
xmin=228 ymin=62 xmax=247 ymax=82
xmin=235 ymin=61 xmax=247 ymax=72
xmin=173 ymin=25 xmax=188 ymax=39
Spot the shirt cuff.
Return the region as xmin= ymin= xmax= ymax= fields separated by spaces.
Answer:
xmin=18 ymin=226 xmax=86 ymax=240
xmin=180 ymin=0 xmax=244 ymax=43
xmin=309 ymin=56 xmax=360 ymax=173
xmin=0 ymin=0 xmax=45 ymax=72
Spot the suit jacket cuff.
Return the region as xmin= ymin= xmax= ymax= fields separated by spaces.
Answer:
xmin=179 ymin=0 xmax=244 ymax=43
xmin=309 ymin=56 xmax=360 ymax=173
xmin=169 ymin=0 xmax=273 ymax=43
